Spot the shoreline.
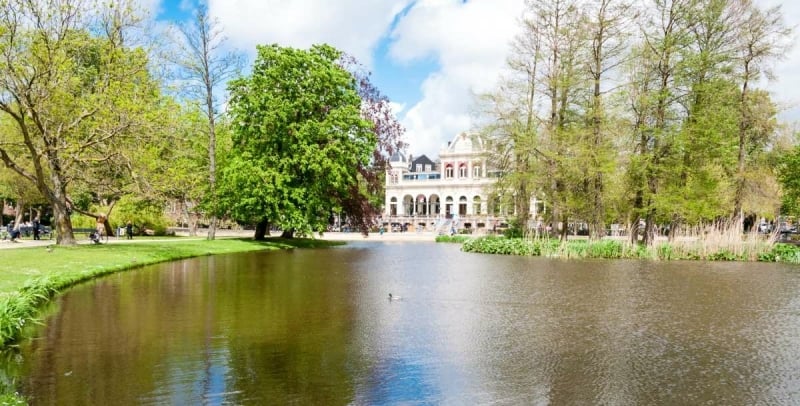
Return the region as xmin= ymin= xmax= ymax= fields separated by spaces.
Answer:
xmin=0 ymin=229 xmax=438 ymax=250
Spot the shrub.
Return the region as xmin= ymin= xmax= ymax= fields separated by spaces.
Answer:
xmin=764 ymin=243 xmax=800 ymax=263
xmin=436 ymin=235 xmax=471 ymax=244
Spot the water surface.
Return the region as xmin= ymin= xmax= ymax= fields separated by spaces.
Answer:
xmin=4 ymin=242 xmax=800 ymax=404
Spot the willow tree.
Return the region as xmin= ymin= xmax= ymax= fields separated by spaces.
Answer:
xmin=220 ymin=44 xmax=377 ymax=239
xmin=0 ymin=0 xmax=167 ymax=244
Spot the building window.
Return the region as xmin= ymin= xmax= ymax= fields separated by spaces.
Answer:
xmin=445 ymin=164 xmax=454 ymax=179
xmin=473 ymin=165 xmax=481 ymax=178
xmin=473 ymin=196 xmax=481 ymax=215
xmin=416 ymin=164 xmax=422 ymax=172
xmin=459 ymin=164 xmax=468 ymax=178
xmin=459 ymin=196 xmax=468 ymax=215
xmin=425 ymin=164 xmax=431 ymax=172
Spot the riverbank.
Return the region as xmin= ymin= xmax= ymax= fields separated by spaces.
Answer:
xmin=0 ymin=238 xmax=343 ymax=348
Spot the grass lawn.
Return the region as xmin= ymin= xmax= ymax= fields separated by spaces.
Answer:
xmin=0 ymin=237 xmax=343 ymax=348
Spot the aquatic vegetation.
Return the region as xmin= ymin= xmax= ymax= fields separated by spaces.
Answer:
xmin=461 ymin=235 xmax=799 ymax=263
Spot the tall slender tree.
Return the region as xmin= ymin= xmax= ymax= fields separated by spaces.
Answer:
xmin=173 ymin=5 xmax=244 ymax=239
xmin=581 ymin=0 xmax=632 ymax=240
xmin=731 ymin=1 xmax=790 ymax=226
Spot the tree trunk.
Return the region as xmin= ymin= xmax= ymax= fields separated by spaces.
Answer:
xmin=185 ymin=200 xmax=198 ymax=236
xmin=280 ymin=229 xmax=295 ymax=239
xmin=103 ymin=218 xmax=114 ymax=237
xmin=52 ymin=200 xmax=75 ymax=245
xmin=12 ymin=198 xmax=24 ymax=231
xmin=643 ymin=209 xmax=656 ymax=246
xmin=254 ymin=218 xmax=268 ymax=240
xmin=207 ymin=215 xmax=217 ymax=240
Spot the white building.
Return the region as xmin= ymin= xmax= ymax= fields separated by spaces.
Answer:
xmin=384 ymin=132 xmax=519 ymax=233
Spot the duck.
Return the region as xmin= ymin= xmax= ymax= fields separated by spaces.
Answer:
xmin=388 ymin=293 xmax=402 ymax=300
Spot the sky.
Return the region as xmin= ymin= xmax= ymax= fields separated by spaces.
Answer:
xmin=146 ymin=0 xmax=800 ymax=158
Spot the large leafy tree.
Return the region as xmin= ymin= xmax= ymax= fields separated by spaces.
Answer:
xmin=0 ymin=0 xmax=168 ymax=244
xmin=220 ymin=44 xmax=377 ymax=238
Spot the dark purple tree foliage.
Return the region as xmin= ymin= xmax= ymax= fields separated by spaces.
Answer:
xmin=338 ymin=54 xmax=406 ymax=234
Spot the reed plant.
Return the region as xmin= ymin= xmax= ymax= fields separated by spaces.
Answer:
xmin=460 ymin=224 xmax=800 ymax=263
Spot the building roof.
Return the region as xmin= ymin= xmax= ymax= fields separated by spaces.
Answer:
xmin=389 ymin=150 xmax=407 ymax=163
xmin=442 ymin=132 xmax=484 ymax=155
xmin=410 ymin=154 xmax=436 ymax=172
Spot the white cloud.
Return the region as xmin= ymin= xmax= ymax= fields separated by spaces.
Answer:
xmin=388 ymin=0 xmax=524 ymax=157
xmin=207 ymin=0 xmax=413 ymax=66
xmin=757 ymin=0 xmax=800 ymax=122
xmin=389 ymin=101 xmax=406 ymax=116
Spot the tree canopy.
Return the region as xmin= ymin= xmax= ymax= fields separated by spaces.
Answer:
xmin=0 ymin=0 xmax=172 ymax=244
xmin=220 ymin=44 xmax=378 ymax=238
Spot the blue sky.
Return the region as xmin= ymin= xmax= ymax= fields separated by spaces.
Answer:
xmin=149 ymin=0 xmax=800 ymax=157
xmin=148 ymin=0 xmax=523 ymax=157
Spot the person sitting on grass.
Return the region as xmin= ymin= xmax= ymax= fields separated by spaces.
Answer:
xmin=7 ymin=220 xmax=21 ymax=242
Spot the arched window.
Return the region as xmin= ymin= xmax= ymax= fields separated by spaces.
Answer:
xmin=458 ymin=163 xmax=468 ymax=178
xmin=459 ymin=196 xmax=468 ymax=215
xmin=473 ymin=196 xmax=482 ymax=215
xmin=445 ymin=164 xmax=454 ymax=179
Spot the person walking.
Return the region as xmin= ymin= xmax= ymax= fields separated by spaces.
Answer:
xmin=126 ymin=220 xmax=134 ymax=240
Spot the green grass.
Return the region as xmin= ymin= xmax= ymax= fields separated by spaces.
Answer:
xmin=0 ymin=237 xmax=342 ymax=348
xmin=435 ymin=235 xmax=473 ymax=243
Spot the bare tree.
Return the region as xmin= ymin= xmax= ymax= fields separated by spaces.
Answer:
xmin=172 ymin=5 xmax=244 ymax=239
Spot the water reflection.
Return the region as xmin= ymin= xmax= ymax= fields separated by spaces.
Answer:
xmin=3 ymin=242 xmax=800 ymax=405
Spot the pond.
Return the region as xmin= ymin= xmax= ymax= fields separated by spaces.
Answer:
xmin=3 ymin=242 xmax=800 ymax=404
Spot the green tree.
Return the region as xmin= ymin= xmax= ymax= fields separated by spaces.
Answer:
xmin=731 ymin=1 xmax=791 ymax=225
xmin=778 ymin=144 xmax=800 ymax=216
xmin=0 ymin=0 xmax=168 ymax=244
xmin=220 ymin=44 xmax=376 ymax=239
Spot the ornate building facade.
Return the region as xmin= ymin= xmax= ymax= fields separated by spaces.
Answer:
xmin=384 ymin=132 xmax=519 ymax=233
